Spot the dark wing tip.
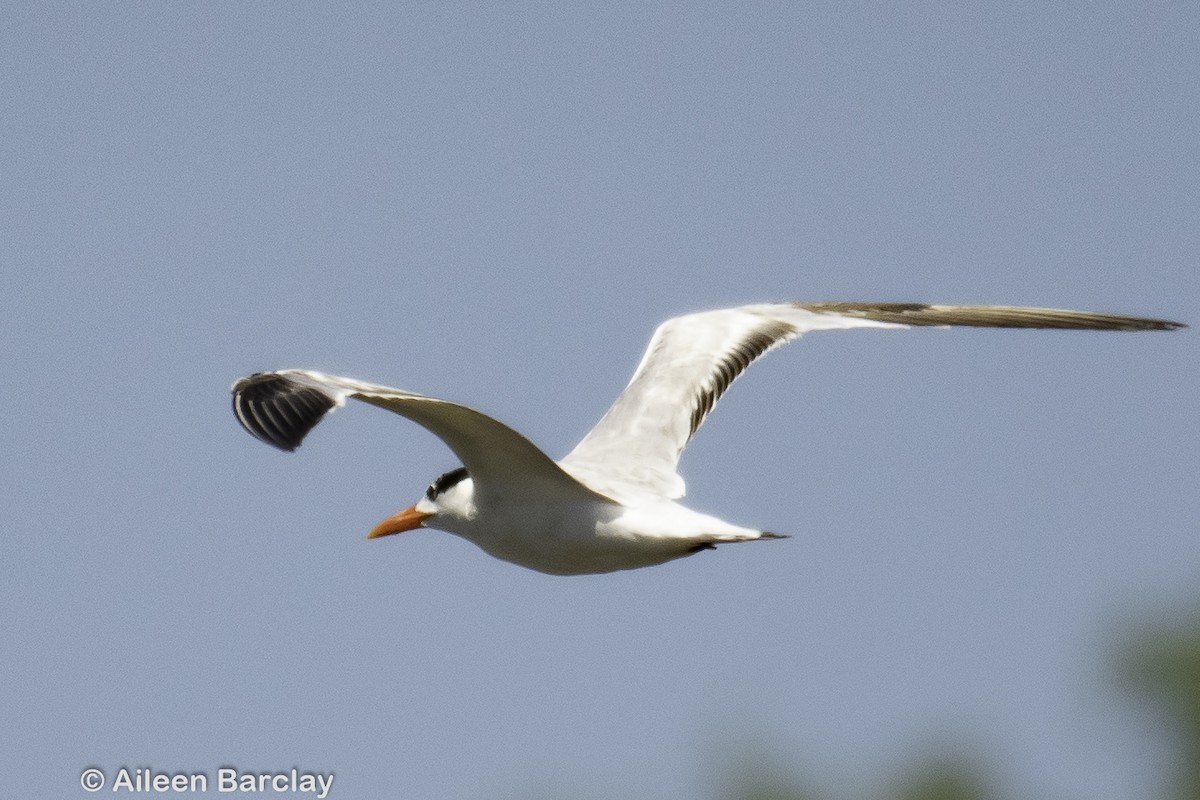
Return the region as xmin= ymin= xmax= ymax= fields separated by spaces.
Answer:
xmin=794 ymin=302 xmax=1186 ymax=331
xmin=231 ymin=372 xmax=337 ymax=452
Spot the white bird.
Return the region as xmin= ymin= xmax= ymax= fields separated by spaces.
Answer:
xmin=232 ymin=302 xmax=1182 ymax=575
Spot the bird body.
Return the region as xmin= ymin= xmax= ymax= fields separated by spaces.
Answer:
xmin=231 ymin=302 xmax=1182 ymax=575
xmin=418 ymin=474 xmax=761 ymax=575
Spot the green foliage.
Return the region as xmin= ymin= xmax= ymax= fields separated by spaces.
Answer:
xmin=1119 ymin=609 xmax=1200 ymax=800
xmin=708 ymin=605 xmax=1200 ymax=800
xmin=729 ymin=783 xmax=821 ymax=800
xmin=532 ymin=607 xmax=1200 ymax=800
xmin=889 ymin=758 xmax=995 ymax=800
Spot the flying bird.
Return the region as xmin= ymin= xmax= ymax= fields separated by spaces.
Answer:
xmin=232 ymin=302 xmax=1182 ymax=575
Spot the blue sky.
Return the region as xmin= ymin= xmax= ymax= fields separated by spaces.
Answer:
xmin=3 ymin=3 xmax=1196 ymax=799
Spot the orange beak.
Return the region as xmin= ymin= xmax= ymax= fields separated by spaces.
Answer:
xmin=367 ymin=505 xmax=433 ymax=539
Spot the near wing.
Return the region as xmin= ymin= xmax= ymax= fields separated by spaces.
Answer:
xmin=559 ymin=302 xmax=1183 ymax=502
xmin=232 ymin=370 xmax=610 ymax=504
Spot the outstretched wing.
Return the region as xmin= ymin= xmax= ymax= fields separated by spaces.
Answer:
xmin=232 ymin=370 xmax=610 ymax=504
xmin=559 ymin=302 xmax=1183 ymax=502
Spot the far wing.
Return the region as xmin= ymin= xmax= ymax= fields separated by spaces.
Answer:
xmin=559 ymin=302 xmax=1183 ymax=502
xmin=232 ymin=370 xmax=611 ymax=504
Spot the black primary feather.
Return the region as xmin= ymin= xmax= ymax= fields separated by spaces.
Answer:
xmin=232 ymin=373 xmax=336 ymax=452
xmin=793 ymin=302 xmax=1186 ymax=331
xmin=688 ymin=321 xmax=795 ymax=438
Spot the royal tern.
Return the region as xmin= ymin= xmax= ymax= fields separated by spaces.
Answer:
xmin=232 ymin=302 xmax=1182 ymax=575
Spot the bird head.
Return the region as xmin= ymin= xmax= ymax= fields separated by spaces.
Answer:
xmin=367 ymin=466 xmax=472 ymax=539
